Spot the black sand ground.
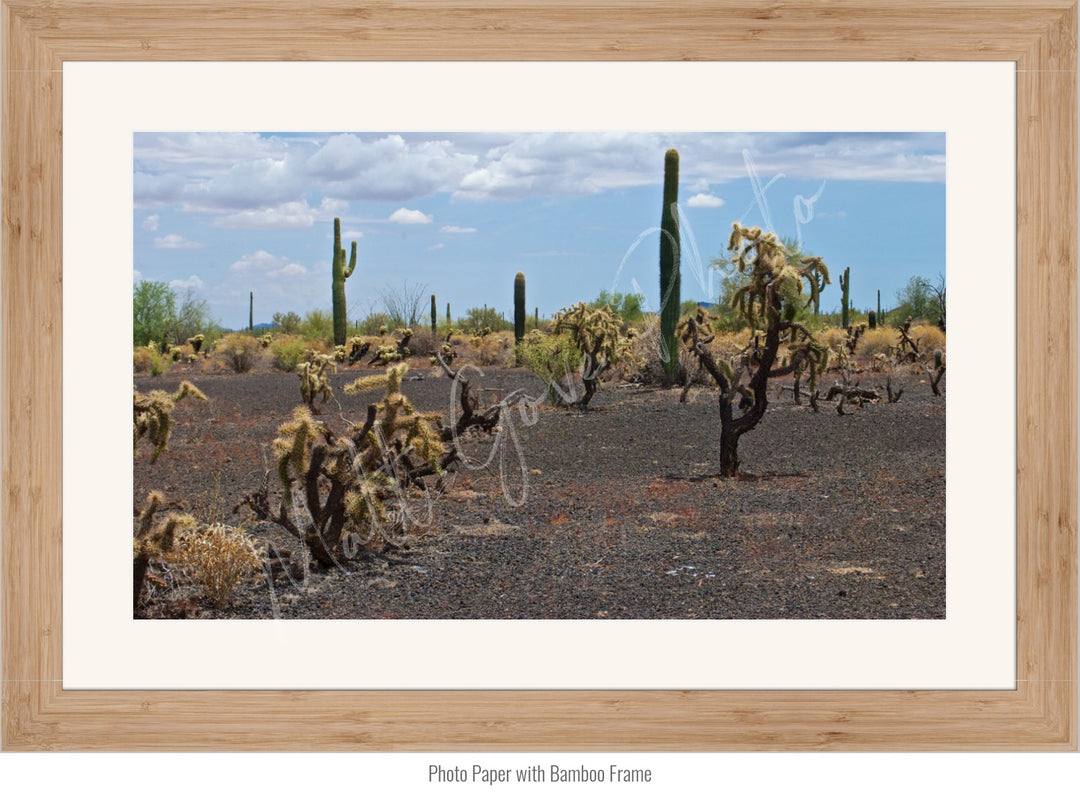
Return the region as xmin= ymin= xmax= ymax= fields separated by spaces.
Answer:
xmin=135 ymin=365 xmax=945 ymax=620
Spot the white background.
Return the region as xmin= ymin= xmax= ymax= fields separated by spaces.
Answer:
xmin=0 ymin=56 xmax=1076 ymax=788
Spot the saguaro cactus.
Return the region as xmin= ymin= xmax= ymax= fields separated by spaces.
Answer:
xmin=431 ymin=294 xmax=438 ymax=335
xmin=249 ymin=292 xmax=254 ymax=332
xmin=514 ymin=272 xmax=526 ymax=343
xmin=659 ymin=148 xmax=681 ymax=383
xmin=840 ymin=266 xmax=851 ymax=328
xmin=331 ymin=217 xmax=358 ymax=346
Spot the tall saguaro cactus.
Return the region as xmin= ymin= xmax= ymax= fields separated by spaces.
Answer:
xmin=430 ymin=294 xmax=438 ymax=335
xmin=659 ymin=148 xmax=681 ymax=383
xmin=514 ymin=272 xmax=526 ymax=343
xmin=332 ymin=217 xmax=358 ymax=346
xmin=840 ymin=266 xmax=851 ymax=328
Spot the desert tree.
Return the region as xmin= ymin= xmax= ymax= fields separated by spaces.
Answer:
xmin=681 ymin=223 xmax=830 ymax=476
xmin=930 ymin=273 xmax=946 ymax=331
xmin=381 ymin=280 xmax=429 ymax=328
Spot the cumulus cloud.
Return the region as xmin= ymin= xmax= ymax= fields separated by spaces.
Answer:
xmin=307 ymin=133 xmax=478 ymax=202
xmin=133 ymin=269 xmax=143 ymax=283
xmin=169 ymin=274 xmax=206 ymax=291
xmin=426 ymin=243 xmax=445 ymax=252
xmin=229 ymin=250 xmax=307 ymax=279
xmin=154 ymin=234 xmax=203 ymax=249
xmin=686 ymin=193 xmax=725 ymax=208
xmin=452 ymin=132 xmax=667 ymax=201
xmin=141 ymin=214 xmax=160 ymax=232
xmin=389 ymin=208 xmax=433 ymax=225
xmin=441 ymin=225 xmax=477 ymax=234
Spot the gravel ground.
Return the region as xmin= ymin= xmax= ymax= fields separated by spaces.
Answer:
xmin=136 ymin=363 xmax=945 ymax=620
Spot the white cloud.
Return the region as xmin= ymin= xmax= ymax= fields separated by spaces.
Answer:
xmin=441 ymin=225 xmax=477 ymax=234
xmin=686 ymin=193 xmax=725 ymax=208
xmin=341 ymin=230 xmax=365 ymax=239
xmin=308 ymin=133 xmax=478 ymax=202
xmin=154 ymin=234 xmax=203 ymax=249
xmin=229 ymin=250 xmax=306 ymax=277
xmin=215 ymin=197 xmax=349 ymax=230
xmin=169 ymin=274 xmax=206 ymax=291
xmin=389 ymin=207 xmax=433 ymax=225
xmin=141 ymin=214 xmax=160 ymax=232
xmin=426 ymin=243 xmax=445 ymax=252
xmin=133 ymin=269 xmax=143 ymax=283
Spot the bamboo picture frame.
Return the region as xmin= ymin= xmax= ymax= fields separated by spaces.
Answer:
xmin=2 ymin=0 xmax=1076 ymax=751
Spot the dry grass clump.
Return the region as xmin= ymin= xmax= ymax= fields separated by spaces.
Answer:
xmin=406 ymin=326 xmax=440 ymax=359
xmin=172 ymin=523 xmax=262 ymax=607
xmin=133 ymin=345 xmax=154 ymax=373
xmin=909 ymin=324 xmax=946 ymax=354
xmin=855 ymin=327 xmax=899 ymax=358
xmin=467 ymin=330 xmax=514 ymax=367
xmin=815 ymin=326 xmax=848 ymax=352
xmin=212 ymin=332 xmax=264 ymax=373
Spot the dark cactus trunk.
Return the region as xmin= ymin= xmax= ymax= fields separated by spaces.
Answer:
xmin=659 ymin=148 xmax=681 ymax=384
xmin=249 ymin=292 xmax=253 ymax=332
xmin=514 ymin=272 xmax=526 ymax=342
xmin=431 ymin=294 xmax=438 ymax=335
xmin=514 ymin=272 xmax=526 ymax=365
xmin=331 ymin=217 xmax=358 ymax=346
xmin=840 ymin=267 xmax=851 ymax=329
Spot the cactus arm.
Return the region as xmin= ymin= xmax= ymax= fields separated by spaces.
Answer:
xmin=344 ymin=241 xmax=357 ymax=279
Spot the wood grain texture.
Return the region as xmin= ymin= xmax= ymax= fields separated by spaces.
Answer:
xmin=2 ymin=0 xmax=1076 ymax=751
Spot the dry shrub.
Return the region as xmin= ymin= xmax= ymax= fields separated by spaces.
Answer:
xmin=815 ymin=327 xmax=848 ymax=352
xmin=213 ymin=332 xmax=263 ymax=373
xmin=909 ymin=324 xmax=946 ymax=354
xmin=406 ymin=326 xmax=439 ymax=359
xmin=855 ymin=327 xmax=899 ymax=358
xmin=132 ymin=346 xmax=153 ymax=373
xmin=466 ymin=330 xmax=513 ymax=367
xmin=626 ymin=315 xmax=699 ymax=383
xmin=172 ymin=524 xmax=261 ymax=607
xmin=707 ymin=328 xmax=753 ymax=358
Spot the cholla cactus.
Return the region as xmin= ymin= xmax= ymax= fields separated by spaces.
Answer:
xmin=133 ymin=491 xmax=198 ymax=610
xmin=546 ymin=302 xmax=633 ymax=408
xmin=186 ymin=334 xmax=205 ymax=354
xmin=298 ymin=351 xmax=336 ymax=411
xmin=134 ymin=380 xmax=208 ymax=463
xmin=682 ymin=223 xmax=830 ymax=476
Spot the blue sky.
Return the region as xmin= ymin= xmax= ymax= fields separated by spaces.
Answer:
xmin=133 ymin=132 xmax=945 ymax=330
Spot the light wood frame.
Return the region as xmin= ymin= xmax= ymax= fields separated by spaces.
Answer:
xmin=2 ymin=0 xmax=1076 ymax=751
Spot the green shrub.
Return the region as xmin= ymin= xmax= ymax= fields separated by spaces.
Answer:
xmin=519 ymin=330 xmax=581 ymax=404
xmin=300 ymin=309 xmax=334 ymax=346
xmin=356 ymin=311 xmax=394 ymax=337
xmin=270 ymin=334 xmax=309 ymax=372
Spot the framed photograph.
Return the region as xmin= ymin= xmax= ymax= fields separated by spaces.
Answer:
xmin=3 ymin=1 xmax=1076 ymax=750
